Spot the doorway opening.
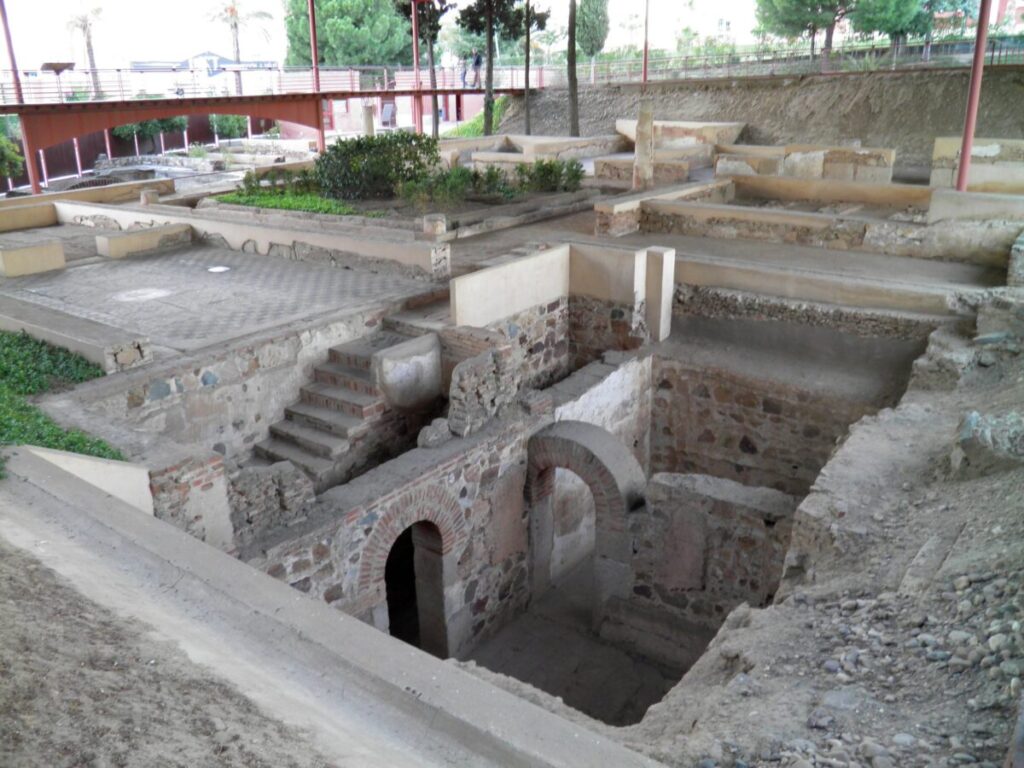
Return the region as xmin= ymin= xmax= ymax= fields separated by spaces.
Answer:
xmin=384 ymin=522 xmax=447 ymax=657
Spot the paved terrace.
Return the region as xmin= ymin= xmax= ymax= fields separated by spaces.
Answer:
xmin=0 ymin=232 xmax=431 ymax=358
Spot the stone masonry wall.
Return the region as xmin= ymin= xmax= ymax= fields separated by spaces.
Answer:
xmin=249 ymin=422 xmax=533 ymax=658
xmin=652 ymin=355 xmax=874 ymax=495
xmin=488 ymin=297 xmax=571 ymax=389
xmin=600 ymin=472 xmax=798 ymax=671
xmin=569 ymin=295 xmax=649 ymax=370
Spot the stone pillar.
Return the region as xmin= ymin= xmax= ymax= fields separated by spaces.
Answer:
xmin=362 ymin=104 xmax=375 ymax=137
xmin=632 ymin=96 xmax=655 ymax=191
xmin=645 ymin=246 xmax=676 ymax=342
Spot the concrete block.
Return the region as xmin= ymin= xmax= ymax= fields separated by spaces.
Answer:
xmin=0 ymin=240 xmax=65 ymax=277
xmin=24 ymin=445 xmax=153 ymax=515
xmin=645 ymin=247 xmax=675 ymax=342
xmin=422 ymin=214 xmax=448 ymax=236
xmin=371 ymin=332 xmax=442 ymax=409
xmin=929 ymin=168 xmax=955 ymax=188
xmin=782 ymin=151 xmax=825 ymax=179
xmin=854 ymin=164 xmax=894 ymax=184
xmin=0 ymin=203 xmax=58 ymax=233
xmin=633 ymin=97 xmax=655 ymax=191
xmin=95 ymin=223 xmax=193 ymax=259
xmin=927 ymin=188 xmax=1024 ymax=224
xmin=823 ymin=161 xmax=856 ymax=181
xmin=715 ymin=157 xmax=758 ymax=177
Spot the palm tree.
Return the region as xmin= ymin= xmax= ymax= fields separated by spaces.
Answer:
xmin=210 ymin=2 xmax=272 ymax=96
xmin=67 ymin=8 xmax=102 ymax=98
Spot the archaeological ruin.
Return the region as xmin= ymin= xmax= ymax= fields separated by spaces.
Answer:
xmin=1 ymin=31 xmax=1024 ymax=768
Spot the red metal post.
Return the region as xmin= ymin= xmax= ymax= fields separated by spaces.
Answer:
xmin=103 ymin=128 xmax=113 ymax=158
xmin=956 ymin=0 xmax=994 ymax=192
xmin=411 ymin=0 xmax=423 ymax=134
xmin=642 ymin=0 xmax=650 ymax=84
xmin=0 ymin=0 xmax=23 ymax=103
xmin=307 ymin=0 xmax=325 ymax=151
xmin=21 ymin=126 xmax=41 ymax=193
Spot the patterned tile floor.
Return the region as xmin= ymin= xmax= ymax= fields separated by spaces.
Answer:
xmin=0 ymin=244 xmax=430 ymax=353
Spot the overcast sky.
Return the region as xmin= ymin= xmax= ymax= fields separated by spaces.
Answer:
xmin=2 ymin=0 xmax=750 ymax=70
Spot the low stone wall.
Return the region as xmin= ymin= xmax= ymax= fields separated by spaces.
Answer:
xmin=489 ymin=297 xmax=571 ymax=388
xmin=227 ymin=461 xmax=316 ymax=550
xmin=95 ymin=154 xmax=225 ymax=173
xmin=651 ymin=354 xmax=875 ymax=495
xmin=930 ymin=136 xmax=1024 ymax=193
xmin=594 ymin=180 xmax=732 ymax=237
xmin=716 ymin=144 xmax=895 ymax=183
xmin=602 ymin=472 xmax=798 ymax=670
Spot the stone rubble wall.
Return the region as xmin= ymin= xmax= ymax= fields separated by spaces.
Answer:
xmin=569 ymin=295 xmax=649 ymax=370
xmin=149 ymin=452 xmax=231 ymax=545
xmin=487 ymin=297 xmax=571 ymax=389
xmin=227 ymin=461 xmax=316 ymax=549
xmin=95 ymin=154 xmax=225 ymax=173
xmin=651 ymin=355 xmax=874 ymax=496
xmin=448 ymin=345 xmax=524 ymax=437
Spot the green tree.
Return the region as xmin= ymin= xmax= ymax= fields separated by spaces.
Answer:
xmin=567 ymin=0 xmax=579 ymax=136
xmin=756 ymin=0 xmax=853 ymax=66
xmin=285 ymin=0 xmax=411 ymax=67
xmin=457 ymin=0 xmax=526 ymax=135
xmin=67 ymin=8 xmax=103 ymax=98
xmin=395 ymin=0 xmax=455 ymax=138
xmin=852 ymin=0 xmax=923 ymax=55
xmin=0 ymin=134 xmax=24 ymax=179
xmin=576 ymin=0 xmax=609 ymax=83
xmin=210 ymin=2 xmax=272 ymax=96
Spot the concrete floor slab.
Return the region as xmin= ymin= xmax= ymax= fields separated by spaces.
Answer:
xmin=0 ymin=244 xmax=430 ymax=354
xmin=0 ymin=222 xmax=114 ymax=263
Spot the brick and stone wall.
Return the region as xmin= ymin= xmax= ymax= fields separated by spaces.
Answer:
xmin=600 ymin=471 xmax=798 ymax=671
xmin=149 ymin=452 xmax=232 ymax=549
xmin=651 ymin=355 xmax=874 ymax=495
xmin=227 ymin=461 xmax=316 ymax=550
xmin=248 ymin=422 xmax=533 ymax=658
xmin=569 ymin=295 xmax=648 ymax=370
xmin=547 ymin=353 xmax=653 ymax=582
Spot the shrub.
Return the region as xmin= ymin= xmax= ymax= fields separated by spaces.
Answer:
xmin=209 ymin=113 xmax=247 ymax=139
xmin=215 ymin=190 xmax=360 ymax=216
xmin=187 ymin=143 xmax=208 ymax=158
xmin=0 ymin=134 xmax=23 ymax=179
xmin=315 ymin=132 xmax=440 ymax=200
xmin=527 ymin=159 xmax=564 ymax=192
xmin=562 ymin=160 xmax=585 ymax=192
xmin=241 ymin=170 xmax=261 ymax=195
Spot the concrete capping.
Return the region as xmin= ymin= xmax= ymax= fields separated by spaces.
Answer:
xmin=927 ymin=188 xmax=1024 ymax=224
xmin=0 ymin=178 xmax=174 ymax=210
xmin=569 ymin=242 xmax=647 ymax=305
xmin=595 ymin=179 xmax=732 ymax=216
xmin=646 ymin=199 xmax=837 ymax=230
xmin=1 ymin=449 xmax=660 ymax=768
xmin=96 ymin=223 xmax=193 ymax=259
xmin=616 ymin=118 xmax=745 ymax=147
xmin=21 ymin=445 xmax=154 ymax=515
xmin=0 ymin=202 xmax=57 ymax=232
xmin=451 ymin=245 xmax=571 ymax=327
xmin=0 ymin=239 xmax=65 ymax=277
xmin=53 ymin=200 xmax=448 ymax=279
xmin=0 ymin=294 xmax=150 ymax=374
xmin=730 ymin=174 xmax=931 ymax=208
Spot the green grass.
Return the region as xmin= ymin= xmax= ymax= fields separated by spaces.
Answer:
xmin=216 ymin=190 xmax=363 ymax=216
xmin=0 ymin=331 xmax=122 ymax=476
xmin=443 ymin=96 xmax=509 ymax=139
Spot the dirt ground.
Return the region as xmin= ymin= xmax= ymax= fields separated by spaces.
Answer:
xmin=0 ymin=540 xmax=333 ymax=768
xmin=500 ymin=68 xmax=1024 ymax=174
xmin=460 ymin=319 xmax=1024 ymax=767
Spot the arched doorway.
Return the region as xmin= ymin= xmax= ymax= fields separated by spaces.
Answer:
xmin=526 ymin=421 xmax=647 ymax=626
xmin=383 ymin=521 xmax=447 ymax=658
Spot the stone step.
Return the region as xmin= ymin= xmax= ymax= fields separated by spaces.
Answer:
xmin=254 ymin=438 xmax=335 ymax=483
xmin=314 ymin=361 xmax=381 ymax=396
xmin=300 ymin=381 xmax=387 ymax=419
xmin=328 ymin=331 xmax=411 ymax=371
xmin=383 ymin=300 xmax=451 ymax=336
xmin=285 ymin=402 xmax=372 ymax=440
xmin=269 ymin=419 xmax=351 ymax=459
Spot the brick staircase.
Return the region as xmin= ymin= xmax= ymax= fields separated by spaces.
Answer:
xmin=255 ymin=330 xmax=417 ymax=491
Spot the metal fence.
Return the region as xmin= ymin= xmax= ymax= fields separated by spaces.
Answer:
xmin=1 ymin=37 xmax=1021 ymax=106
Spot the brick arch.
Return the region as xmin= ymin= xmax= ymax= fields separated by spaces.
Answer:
xmin=526 ymin=421 xmax=647 ymax=616
xmin=357 ymin=484 xmax=468 ymax=597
